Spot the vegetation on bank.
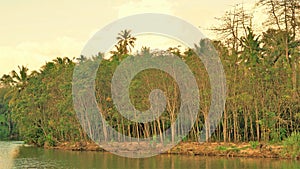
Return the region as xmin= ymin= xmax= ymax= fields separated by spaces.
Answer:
xmin=0 ymin=0 xmax=300 ymax=158
xmin=282 ymin=132 xmax=300 ymax=158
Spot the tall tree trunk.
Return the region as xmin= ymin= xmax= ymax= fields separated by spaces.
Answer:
xmin=255 ymin=100 xmax=260 ymax=141
xmin=157 ymin=119 xmax=163 ymax=143
xmin=223 ymin=108 xmax=227 ymax=142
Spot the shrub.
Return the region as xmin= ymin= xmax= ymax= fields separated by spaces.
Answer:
xmin=216 ymin=146 xmax=227 ymax=151
xmin=249 ymin=141 xmax=259 ymax=149
xmin=282 ymin=132 xmax=300 ymax=158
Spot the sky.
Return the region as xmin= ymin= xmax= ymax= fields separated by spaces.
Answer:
xmin=0 ymin=0 xmax=259 ymax=76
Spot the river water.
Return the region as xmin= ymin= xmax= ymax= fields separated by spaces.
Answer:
xmin=1 ymin=141 xmax=299 ymax=169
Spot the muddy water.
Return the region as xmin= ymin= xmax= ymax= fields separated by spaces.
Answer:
xmin=1 ymin=142 xmax=299 ymax=169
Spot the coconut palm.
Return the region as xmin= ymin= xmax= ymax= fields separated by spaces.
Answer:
xmin=12 ymin=66 xmax=29 ymax=87
xmin=111 ymin=29 xmax=136 ymax=55
xmin=0 ymin=65 xmax=29 ymax=90
xmin=76 ymin=55 xmax=87 ymax=63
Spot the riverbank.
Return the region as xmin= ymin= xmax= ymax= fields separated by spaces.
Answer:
xmin=45 ymin=141 xmax=294 ymax=159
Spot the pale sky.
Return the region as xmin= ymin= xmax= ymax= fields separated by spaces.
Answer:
xmin=0 ymin=0 xmax=259 ymax=76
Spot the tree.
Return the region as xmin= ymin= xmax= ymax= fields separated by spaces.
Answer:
xmin=76 ymin=55 xmax=87 ymax=63
xmin=111 ymin=29 xmax=136 ymax=56
xmin=0 ymin=87 xmax=12 ymax=140
xmin=240 ymin=27 xmax=262 ymax=66
xmin=258 ymin=0 xmax=300 ymax=96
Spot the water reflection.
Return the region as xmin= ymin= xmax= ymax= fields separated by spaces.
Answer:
xmin=0 ymin=141 xmax=22 ymax=169
xmin=7 ymin=144 xmax=300 ymax=169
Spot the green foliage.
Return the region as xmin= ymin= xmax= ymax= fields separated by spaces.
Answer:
xmin=0 ymin=87 xmax=13 ymax=140
xmin=46 ymin=134 xmax=56 ymax=147
xmin=0 ymin=125 xmax=9 ymax=140
xmin=249 ymin=141 xmax=259 ymax=149
xmin=216 ymin=145 xmax=241 ymax=152
xmin=216 ymin=146 xmax=228 ymax=151
xmin=283 ymin=132 xmax=300 ymax=158
xmin=1 ymin=2 xmax=300 ymax=149
xmin=1 ymin=57 xmax=84 ymax=145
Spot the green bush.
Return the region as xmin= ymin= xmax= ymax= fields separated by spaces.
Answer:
xmin=283 ymin=132 xmax=300 ymax=158
xmin=46 ymin=134 xmax=56 ymax=147
xmin=249 ymin=141 xmax=259 ymax=149
xmin=216 ymin=146 xmax=228 ymax=151
xmin=0 ymin=126 xmax=9 ymax=140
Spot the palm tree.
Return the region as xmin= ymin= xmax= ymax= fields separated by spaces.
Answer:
xmin=0 ymin=65 xmax=29 ymax=90
xmin=140 ymin=46 xmax=150 ymax=55
xmin=0 ymin=66 xmax=29 ymax=122
xmin=111 ymin=29 xmax=136 ymax=55
xmin=240 ymin=27 xmax=262 ymax=66
xmin=11 ymin=66 xmax=29 ymax=90
xmin=76 ymin=55 xmax=87 ymax=63
xmin=53 ymin=57 xmax=73 ymax=66
xmin=0 ymin=74 xmax=14 ymax=87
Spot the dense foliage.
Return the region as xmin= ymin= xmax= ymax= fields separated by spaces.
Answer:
xmin=0 ymin=1 xmax=299 ymax=150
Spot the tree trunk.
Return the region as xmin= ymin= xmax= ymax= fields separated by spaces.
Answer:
xmin=223 ymin=108 xmax=227 ymax=142
xmin=255 ymin=100 xmax=260 ymax=141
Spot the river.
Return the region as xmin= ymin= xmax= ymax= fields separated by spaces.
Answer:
xmin=1 ymin=141 xmax=299 ymax=169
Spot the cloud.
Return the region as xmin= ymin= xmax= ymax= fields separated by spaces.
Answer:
xmin=116 ymin=0 xmax=173 ymax=18
xmin=0 ymin=0 xmax=262 ymax=77
xmin=0 ymin=36 xmax=83 ymax=76
xmin=108 ymin=0 xmax=183 ymax=56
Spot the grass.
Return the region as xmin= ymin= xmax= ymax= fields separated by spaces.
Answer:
xmin=282 ymin=132 xmax=300 ymax=158
xmin=216 ymin=145 xmax=242 ymax=152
